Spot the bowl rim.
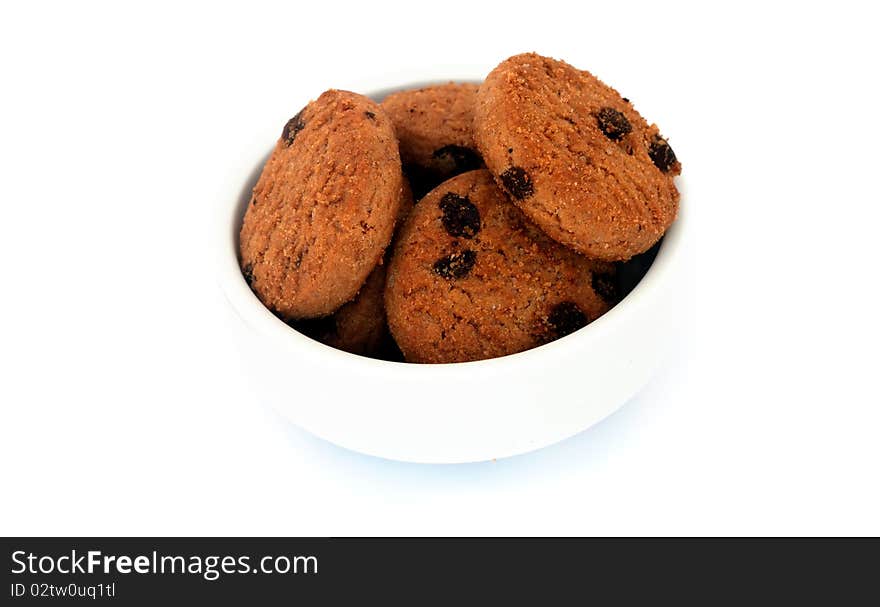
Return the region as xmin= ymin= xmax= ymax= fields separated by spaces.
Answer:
xmin=216 ymin=79 xmax=686 ymax=379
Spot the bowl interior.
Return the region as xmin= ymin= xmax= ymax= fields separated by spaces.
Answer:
xmin=224 ymin=81 xmax=683 ymax=371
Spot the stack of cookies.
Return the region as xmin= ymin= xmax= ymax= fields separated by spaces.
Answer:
xmin=239 ymin=53 xmax=681 ymax=363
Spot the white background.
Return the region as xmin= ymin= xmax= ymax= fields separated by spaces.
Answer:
xmin=1 ymin=1 xmax=878 ymax=535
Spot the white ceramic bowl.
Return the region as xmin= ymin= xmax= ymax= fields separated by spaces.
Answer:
xmin=217 ymin=79 xmax=685 ymax=464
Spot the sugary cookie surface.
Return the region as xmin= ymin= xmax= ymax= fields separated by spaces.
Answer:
xmin=240 ymin=89 xmax=403 ymax=319
xmin=474 ymin=53 xmax=680 ymax=261
xmin=287 ymin=180 xmax=414 ymax=357
xmin=385 ymin=170 xmax=611 ymax=363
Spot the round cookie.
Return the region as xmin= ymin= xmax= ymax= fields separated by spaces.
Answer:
xmin=381 ymin=83 xmax=482 ymax=199
xmin=240 ymin=89 xmax=403 ymax=319
xmin=288 ymin=179 xmax=415 ymax=358
xmin=474 ymin=53 xmax=680 ymax=261
xmin=385 ymin=169 xmax=611 ymax=364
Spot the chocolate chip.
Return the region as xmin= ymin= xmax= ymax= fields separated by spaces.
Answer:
xmin=547 ymin=302 xmax=589 ymax=338
xmin=364 ymin=110 xmax=376 ymax=120
xmin=622 ymin=97 xmax=630 ymax=103
xmin=242 ymin=263 xmax=254 ymax=287
xmin=591 ymin=272 xmax=619 ymax=304
xmin=499 ymin=166 xmax=534 ymax=200
xmin=649 ymin=135 xmax=677 ymax=172
xmin=439 ymin=193 xmax=481 ymax=238
xmin=432 ymin=145 xmax=483 ymax=172
xmin=433 ymin=250 xmax=476 ymax=279
xmin=281 ymin=109 xmax=306 ymax=146
xmin=596 ymin=107 xmax=632 ymax=141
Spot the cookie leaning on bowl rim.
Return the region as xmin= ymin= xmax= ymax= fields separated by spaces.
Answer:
xmin=286 ymin=179 xmax=415 ymax=358
xmin=239 ymin=89 xmax=403 ymax=319
xmin=473 ymin=52 xmax=680 ymax=262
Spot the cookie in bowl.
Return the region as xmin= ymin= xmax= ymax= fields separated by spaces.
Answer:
xmin=285 ymin=178 xmax=414 ymax=358
xmin=474 ymin=53 xmax=680 ymax=261
xmin=381 ymin=82 xmax=483 ymax=199
xmin=385 ymin=169 xmax=611 ymax=363
xmin=239 ymin=89 xmax=403 ymax=319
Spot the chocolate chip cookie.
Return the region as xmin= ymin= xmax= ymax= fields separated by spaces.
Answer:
xmin=381 ymin=82 xmax=482 ymax=199
xmin=474 ymin=53 xmax=680 ymax=261
xmin=288 ymin=179 xmax=415 ymax=357
xmin=240 ymin=89 xmax=403 ymax=319
xmin=385 ymin=169 xmax=610 ymax=363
